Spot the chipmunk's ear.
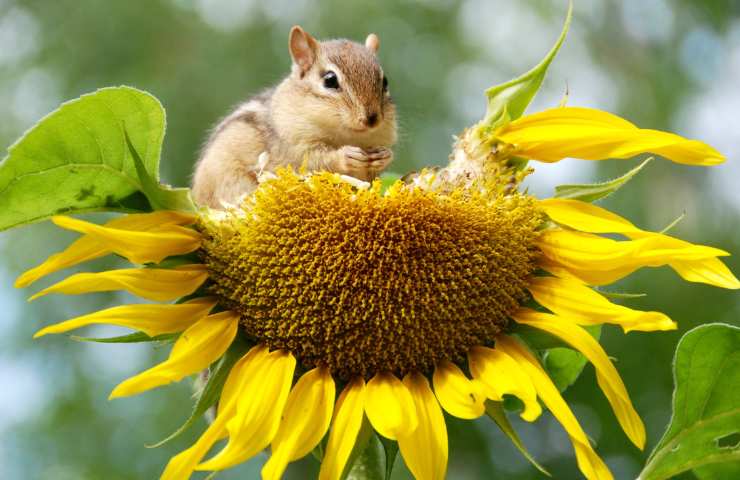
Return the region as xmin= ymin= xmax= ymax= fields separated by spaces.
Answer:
xmin=365 ymin=33 xmax=380 ymax=54
xmin=289 ymin=26 xmax=319 ymax=75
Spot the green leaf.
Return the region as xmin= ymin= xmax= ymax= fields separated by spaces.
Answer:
xmin=70 ymin=331 xmax=178 ymax=344
xmin=485 ymin=400 xmax=550 ymax=476
xmin=125 ymin=130 xmax=195 ymax=212
xmin=639 ymin=323 xmax=740 ymax=480
xmin=483 ymin=1 xmax=572 ymax=124
xmin=694 ymin=461 xmax=740 ymax=480
xmin=0 ymin=86 xmax=165 ymax=231
xmin=148 ymin=335 xmax=252 ymax=448
xmin=554 ymin=157 xmax=652 ymax=203
xmin=543 ymin=326 xmax=602 ymax=392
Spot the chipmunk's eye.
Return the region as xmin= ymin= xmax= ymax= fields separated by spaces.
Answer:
xmin=382 ymin=76 xmax=388 ymax=92
xmin=323 ymin=71 xmax=339 ymax=90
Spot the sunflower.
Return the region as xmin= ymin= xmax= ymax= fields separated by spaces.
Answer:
xmin=17 ymin=102 xmax=737 ymax=479
xmin=9 ymin=11 xmax=739 ymax=480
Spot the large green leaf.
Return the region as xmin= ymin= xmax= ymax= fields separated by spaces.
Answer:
xmin=0 ymin=86 xmax=164 ymax=231
xmin=639 ymin=323 xmax=740 ymax=480
xmin=483 ymin=1 xmax=572 ymax=125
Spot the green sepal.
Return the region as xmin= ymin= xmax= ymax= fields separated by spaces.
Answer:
xmin=554 ymin=157 xmax=652 ymax=202
xmin=597 ymin=290 xmax=647 ymax=300
xmin=341 ymin=415 xmax=380 ymax=480
xmin=639 ymin=323 xmax=740 ymax=480
xmin=378 ymin=436 xmax=399 ymax=480
xmin=513 ymin=323 xmax=601 ymax=351
xmin=70 ymin=331 xmax=178 ymax=344
xmin=545 ymin=325 xmax=601 ymax=392
xmin=514 ymin=323 xmax=602 ymax=392
xmin=147 ymin=334 xmax=252 ymax=448
xmin=483 ymin=1 xmax=572 ymax=127
xmin=0 ymin=86 xmax=165 ymax=231
xmin=378 ymin=172 xmax=402 ymax=194
xmin=125 ymin=130 xmax=195 ymax=212
xmin=544 ymin=347 xmax=589 ymax=392
xmin=485 ymin=400 xmax=550 ymax=476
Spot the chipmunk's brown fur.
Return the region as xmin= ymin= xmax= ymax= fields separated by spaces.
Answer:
xmin=192 ymin=26 xmax=397 ymax=208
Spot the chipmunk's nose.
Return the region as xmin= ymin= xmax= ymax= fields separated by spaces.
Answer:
xmin=366 ymin=112 xmax=379 ymax=127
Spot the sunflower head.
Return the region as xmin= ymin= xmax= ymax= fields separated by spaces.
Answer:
xmin=199 ymin=169 xmax=544 ymax=380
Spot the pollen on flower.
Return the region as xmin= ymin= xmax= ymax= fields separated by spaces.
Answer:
xmin=199 ymin=170 xmax=543 ymax=380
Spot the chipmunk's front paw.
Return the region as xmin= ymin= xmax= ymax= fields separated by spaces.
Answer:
xmin=336 ymin=146 xmax=393 ymax=181
xmin=365 ymin=146 xmax=393 ymax=170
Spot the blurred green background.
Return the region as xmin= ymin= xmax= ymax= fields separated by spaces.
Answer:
xmin=1 ymin=0 xmax=738 ymax=478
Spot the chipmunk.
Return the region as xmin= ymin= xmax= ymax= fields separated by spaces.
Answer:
xmin=192 ymin=26 xmax=397 ymax=208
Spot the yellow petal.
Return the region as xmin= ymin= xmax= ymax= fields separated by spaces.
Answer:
xmin=432 ymin=360 xmax=486 ymax=419
xmin=670 ymin=257 xmax=740 ymax=290
xmin=496 ymin=335 xmax=614 ymax=480
xmin=15 ymin=211 xmax=196 ymax=288
xmin=538 ymin=197 xmax=739 ymax=289
xmin=160 ymin=344 xmax=265 ymax=480
xmin=109 ymin=311 xmax=239 ymax=398
xmin=29 ymin=264 xmax=209 ymax=302
xmin=33 ymin=297 xmax=217 ymax=338
xmin=498 ymin=106 xmax=724 ymax=166
xmin=539 ymin=198 xmax=645 ymax=236
xmin=364 ymin=371 xmax=419 ymax=440
xmin=512 ymin=309 xmax=645 ymax=449
xmin=468 ymin=346 xmax=541 ymax=422
xmin=397 ymin=372 xmax=448 ymax=480
xmin=538 ymin=229 xmax=726 ymax=285
xmin=319 ymin=378 xmax=366 ymax=480
xmin=262 ymin=367 xmax=336 ymax=480
xmin=197 ymin=349 xmax=296 ymax=471
xmin=528 ymin=275 xmax=676 ymax=332
xmin=51 ymin=215 xmax=201 ymax=265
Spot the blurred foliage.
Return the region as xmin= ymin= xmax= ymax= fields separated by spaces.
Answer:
xmin=1 ymin=0 xmax=738 ymax=479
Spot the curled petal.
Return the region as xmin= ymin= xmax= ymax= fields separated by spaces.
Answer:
xmin=670 ymin=257 xmax=740 ymax=290
xmin=262 ymin=367 xmax=336 ymax=480
xmin=468 ymin=346 xmax=541 ymax=421
xmin=15 ymin=211 xmax=195 ymax=288
xmin=160 ymin=344 xmax=267 ymax=480
xmin=319 ymin=378 xmax=366 ymax=480
xmin=539 ymin=198 xmax=648 ymax=236
xmin=528 ymin=275 xmax=676 ymax=332
xmin=197 ymin=349 xmax=296 ymax=471
xmin=33 ymin=297 xmax=217 ymax=338
xmin=538 ymin=198 xmax=739 ymax=289
xmin=109 ymin=311 xmax=239 ymax=399
xmin=498 ymin=106 xmax=724 ymax=166
xmin=432 ymin=360 xmax=486 ymax=419
xmin=51 ymin=215 xmax=201 ymax=265
xmin=496 ymin=335 xmax=614 ymax=480
xmin=29 ymin=264 xmax=209 ymax=302
xmin=365 ymin=371 xmax=418 ymax=440
xmin=513 ymin=309 xmax=645 ymax=449
xmin=538 ymin=229 xmax=727 ymax=285
xmin=397 ymin=372 xmax=448 ymax=480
